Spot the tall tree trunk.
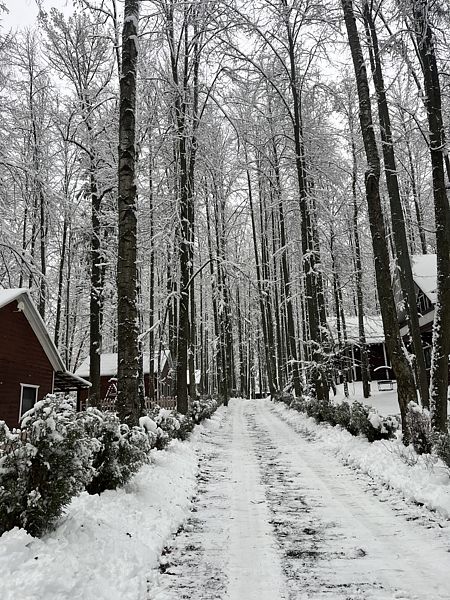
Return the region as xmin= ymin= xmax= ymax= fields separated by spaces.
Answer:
xmin=89 ymin=169 xmax=102 ymax=407
xmin=271 ymin=134 xmax=302 ymax=397
xmin=117 ymin=0 xmax=140 ymax=425
xmin=205 ymin=184 xmax=222 ymax=400
xmin=412 ymin=0 xmax=450 ymax=431
xmin=348 ymin=104 xmax=370 ymax=398
xmin=364 ymin=3 xmax=429 ymax=408
xmin=244 ymin=147 xmax=276 ymax=396
xmin=54 ymin=209 xmax=68 ymax=349
xmin=282 ymin=0 xmax=327 ymax=401
xmin=342 ymin=0 xmax=416 ymax=435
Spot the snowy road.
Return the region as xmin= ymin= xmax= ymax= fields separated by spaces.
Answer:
xmin=148 ymin=399 xmax=450 ymax=600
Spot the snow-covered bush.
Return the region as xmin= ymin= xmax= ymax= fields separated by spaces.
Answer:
xmin=190 ymin=396 xmax=219 ymax=424
xmin=0 ymin=396 xmax=94 ymax=537
xmin=146 ymin=406 xmax=181 ymax=450
xmin=432 ymin=431 xmax=450 ymax=469
xmin=406 ymin=402 xmax=432 ymax=455
xmin=304 ymin=397 xmax=335 ymax=424
xmin=174 ymin=414 xmax=195 ymax=441
xmin=279 ymin=393 xmax=295 ymax=407
xmin=333 ymin=401 xmax=355 ymax=434
xmin=276 ymin=394 xmax=398 ymax=443
xmin=83 ymin=409 xmax=153 ymax=495
xmin=349 ymin=402 xmax=396 ymax=442
xmin=145 ymin=396 xmax=221 ymax=445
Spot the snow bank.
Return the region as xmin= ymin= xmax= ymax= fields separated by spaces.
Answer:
xmin=270 ymin=400 xmax=450 ymax=518
xmin=0 ymin=410 xmax=224 ymax=600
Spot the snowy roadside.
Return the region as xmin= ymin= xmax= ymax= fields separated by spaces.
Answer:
xmin=0 ymin=408 xmax=226 ymax=600
xmin=270 ymin=399 xmax=450 ymax=519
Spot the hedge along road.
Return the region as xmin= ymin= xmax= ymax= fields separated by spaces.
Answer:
xmin=147 ymin=398 xmax=450 ymax=600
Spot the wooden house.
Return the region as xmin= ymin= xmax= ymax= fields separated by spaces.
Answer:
xmin=0 ymin=288 xmax=91 ymax=429
xmin=329 ymin=315 xmax=389 ymax=381
xmin=398 ymin=254 xmax=438 ymax=372
xmin=75 ymin=351 xmax=172 ymax=409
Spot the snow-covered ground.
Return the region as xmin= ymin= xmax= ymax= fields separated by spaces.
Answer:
xmin=0 ymin=410 xmax=226 ymax=600
xmin=334 ymin=380 xmax=450 ymax=416
xmin=334 ymin=381 xmax=400 ymax=415
xmin=3 ymin=398 xmax=450 ymax=599
xmin=150 ymin=399 xmax=450 ymax=599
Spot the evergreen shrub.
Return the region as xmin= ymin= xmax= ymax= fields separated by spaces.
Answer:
xmin=432 ymin=431 xmax=450 ymax=468
xmin=0 ymin=392 xmax=221 ymax=537
xmin=146 ymin=406 xmax=181 ymax=449
xmin=0 ymin=396 xmax=95 ymax=537
xmin=190 ymin=396 xmax=219 ymax=423
xmin=333 ymin=401 xmax=355 ymax=433
xmin=276 ymin=394 xmax=398 ymax=443
xmin=406 ymin=402 xmax=433 ymax=455
xmin=85 ymin=409 xmax=153 ymax=494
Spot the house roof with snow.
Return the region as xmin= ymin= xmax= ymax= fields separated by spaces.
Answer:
xmin=75 ymin=351 xmax=171 ymax=379
xmin=329 ymin=315 xmax=385 ymax=346
xmin=0 ymin=288 xmax=91 ymax=390
xmin=411 ymin=254 xmax=437 ymax=304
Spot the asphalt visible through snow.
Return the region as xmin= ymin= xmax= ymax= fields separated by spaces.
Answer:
xmin=147 ymin=399 xmax=450 ymax=600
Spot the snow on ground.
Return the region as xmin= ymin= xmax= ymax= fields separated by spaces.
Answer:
xmin=4 ymin=399 xmax=450 ymax=600
xmin=333 ymin=380 xmax=450 ymax=416
xmin=148 ymin=399 xmax=287 ymax=600
xmin=271 ymin=399 xmax=450 ymax=518
xmin=151 ymin=399 xmax=450 ymax=599
xmin=334 ymin=381 xmax=400 ymax=415
xmin=0 ymin=409 xmax=226 ymax=600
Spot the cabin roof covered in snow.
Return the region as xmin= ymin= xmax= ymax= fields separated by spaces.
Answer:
xmin=75 ymin=351 xmax=170 ymax=379
xmin=329 ymin=315 xmax=385 ymax=346
xmin=411 ymin=254 xmax=437 ymax=304
xmin=0 ymin=288 xmax=33 ymax=309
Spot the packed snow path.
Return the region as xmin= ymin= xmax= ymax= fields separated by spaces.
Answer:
xmin=148 ymin=399 xmax=450 ymax=600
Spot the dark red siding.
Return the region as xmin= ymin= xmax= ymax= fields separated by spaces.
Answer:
xmin=0 ymin=301 xmax=54 ymax=429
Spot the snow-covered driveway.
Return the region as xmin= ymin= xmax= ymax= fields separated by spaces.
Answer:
xmin=149 ymin=398 xmax=450 ymax=600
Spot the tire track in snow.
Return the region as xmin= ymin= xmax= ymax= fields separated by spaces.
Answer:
xmin=147 ymin=433 xmax=230 ymax=599
xmin=250 ymin=399 xmax=450 ymax=599
xmin=148 ymin=399 xmax=450 ymax=599
xmin=147 ymin=401 xmax=287 ymax=600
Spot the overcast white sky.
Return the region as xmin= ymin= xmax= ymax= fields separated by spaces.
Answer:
xmin=3 ymin=0 xmax=73 ymax=30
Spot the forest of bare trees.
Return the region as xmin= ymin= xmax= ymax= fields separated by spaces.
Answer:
xmin=0 ymin=0 xmax=449 ymax=436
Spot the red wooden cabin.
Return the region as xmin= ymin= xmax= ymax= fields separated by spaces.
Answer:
xmin=0 ymin=289 xmax=91 ymax=429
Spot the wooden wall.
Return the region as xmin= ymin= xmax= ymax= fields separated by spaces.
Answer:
xmin=0 ymin=301 xmax=54 ymax=429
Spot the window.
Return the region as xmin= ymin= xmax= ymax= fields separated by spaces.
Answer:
xmin=20 ymin=385 xmax=39 ymax=418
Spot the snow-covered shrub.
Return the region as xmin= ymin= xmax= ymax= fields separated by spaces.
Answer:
xmin=349 ymin=402 xmax=396 ymax=442
xmin=432 ymin=432 xmax=450 ymax=469
xmin=353 ymin=404 xmax=397 ymax=441
xmin=333 ymin=401 xmax=356 ymax=434
xmin=146 ymin=406 xmax=181 ymax=450
xmin=279 ymin=393 xmax=295 ymax=408
xmin=304 ymin=397 xmax=334 ymax=424
xmin=286 ymin=397 xmax=301 ymax=411
xmin=190 ymin=396 xmax=219 ymax=424
xmin=0 ymin=396 xmax=94 ymax=537
xmin=276 ymin=393 xmax=398 ymax=443
xmin=406 ymin=402 xmax=432 ymax=455
xmin=84 ymin=410 xmax=153 ymax=495
xmin=174 ymin=414 xmax=195 ymax=441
